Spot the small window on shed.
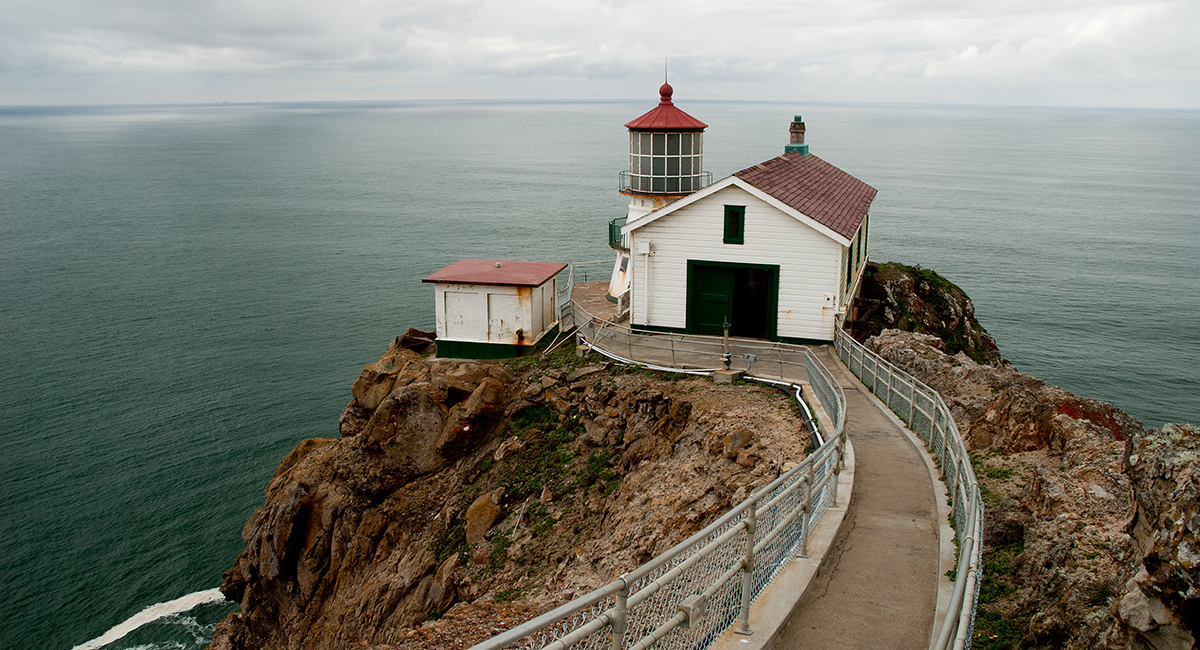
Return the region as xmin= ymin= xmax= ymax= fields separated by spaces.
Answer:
xmin=724 ymin=206 xmax=745 ymax=245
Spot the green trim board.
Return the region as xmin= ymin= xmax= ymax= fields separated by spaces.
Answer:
xmin=436 ymin=324 xmax=560 ymax=359
xmin=631 ymin=323 xmax=688 ymax=334
xmin=435 ymin=339 xmax=538 ymax=359
xmin=685 ymin=260 xmax=779 ymax=340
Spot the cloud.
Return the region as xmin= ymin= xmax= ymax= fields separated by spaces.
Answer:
xmin=0 ymin=0 xmax=1196 ymax=105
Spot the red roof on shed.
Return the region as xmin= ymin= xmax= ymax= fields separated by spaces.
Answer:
xmin=734 ymin=152 xmax=877 ymax=240
xmin=624 ymin=83 xmax=707 ymax=131
xmin=422 ymin=260 xmax=568 ymax=287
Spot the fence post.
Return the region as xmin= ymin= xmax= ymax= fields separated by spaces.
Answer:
xmin=611 ymin=581 xmax=629 ymax=650
xmin=885 ymin=366 xmax=894 ymax=406
xmin=736 ymin=501 xmax=757 ymax=635
xmin=832 ymin=434 xmax=846 ymax=503
xmin=909 ymin=382 xmax=917 ymax=425
xmin=799 ymin=461 xmax=814 ymax=558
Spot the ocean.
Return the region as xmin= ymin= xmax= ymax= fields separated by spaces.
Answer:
xmin=1 ymin=100 xmax=1197 ymax=649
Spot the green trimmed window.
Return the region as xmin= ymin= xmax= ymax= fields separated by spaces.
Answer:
xmin=723 ymin=205 xmax=745 ymax=244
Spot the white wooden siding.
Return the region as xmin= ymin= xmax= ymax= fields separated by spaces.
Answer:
xmin=628 ymin=185 xmax=843 ymax=341
xmin=443 ymin=291 xmax=478 ymax=340
xmin=531 ymin=284 xmax=544 ymax=336
xmin=433 ymin=280 xmax=557 ymax=345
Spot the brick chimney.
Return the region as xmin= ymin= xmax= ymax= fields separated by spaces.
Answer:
xmin=785 ymin=115 xmax=809 ymax=155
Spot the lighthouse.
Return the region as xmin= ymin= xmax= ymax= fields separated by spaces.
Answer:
xmin=607 ymin=82 xmax=710 ymax=304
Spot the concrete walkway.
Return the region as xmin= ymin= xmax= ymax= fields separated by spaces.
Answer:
xmin=576 ymin=319 xmax=952 ymax=649
xmin=771 ymin=347 xmax=943 ymax=649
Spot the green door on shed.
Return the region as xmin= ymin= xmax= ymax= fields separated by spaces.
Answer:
xmin=692 ymin=265 xmax=735 ymax=335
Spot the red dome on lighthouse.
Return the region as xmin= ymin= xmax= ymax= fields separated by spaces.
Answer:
xmin=625 ymin=83 xmax=707 ymax=130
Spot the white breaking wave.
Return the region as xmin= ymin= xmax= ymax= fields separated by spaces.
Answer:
xmin=72 ymin=588 xmax=228 ymax=650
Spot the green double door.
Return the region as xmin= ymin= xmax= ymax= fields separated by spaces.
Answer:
xmin=687 ymin=262 xmax=779 ymax=340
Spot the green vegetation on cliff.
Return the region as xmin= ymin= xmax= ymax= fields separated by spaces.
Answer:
xmin=845 ymin=261 xmax=1003 ymax=365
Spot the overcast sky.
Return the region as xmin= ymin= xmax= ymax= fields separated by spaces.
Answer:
xmin=2 ymin=0 xmax=1197 ymax=107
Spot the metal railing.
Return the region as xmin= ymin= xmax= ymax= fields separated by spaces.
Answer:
xmin=469 ymin=304 xmax=847 ymax=650
xmin=833 ymin=328 xmax=984 ymax=650
xmin=618 ymin=170 xmax=714 ymax=195
xmin=556 ymin=261 xmax=616 ymax=326
xmin=609 ymin=217 xmax=628 ymax=251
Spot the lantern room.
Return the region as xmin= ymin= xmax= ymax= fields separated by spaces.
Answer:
xmin=621 ymin=83 xmax=710 ymax=198
xmin=608 ymin=82 xmax=712 ymax=306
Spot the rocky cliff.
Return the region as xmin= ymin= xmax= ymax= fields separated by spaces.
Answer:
xmin=209 ymin=262 xmax=1198 ymax=650
xmin=208 ymin=330 xmax=812 ymax=650
xmin=851 ymin=262 xmax=1196 ymax=649
xmin=844 ymin=261 xmax=1003 ymax=365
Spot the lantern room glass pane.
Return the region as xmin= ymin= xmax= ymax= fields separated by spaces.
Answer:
xmin=694 ymin=135 xmax=703 ymax=154
xmin=652 ymin=157 xmax=665 ymax=175
xmin=641 ymin=133 xmax=651 ymax=154
xmin=680 ymin=157 xmax=692 ymax=175
xmin=681 ymin=133 xmax=692 ymax=155
xmin=653 ymin=176 xmax=665 ymax=192
xmin=652 ymin=133 xmax=665 ymax=155
xmin=681 ymin=177 xmax=692 ymax=192
xmin=667 ymin=133 xmax=680 ymax=155
xmin=667 ymin=177 xmax=679 ymax=192
xmin=630 ymin=132 xmax=639 ymax=154
xmin=640 ymin=156 xmax=651 ymax=175
xmin=667 ymin=157 xmax=679 ymax=175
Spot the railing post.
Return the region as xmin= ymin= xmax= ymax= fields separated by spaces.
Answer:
xmin=832 ymin=434 xmax=845 ymax=504
xmin=610 ymin=581 xmax=629 ymax=650
xmin=909 ymin=382 xmax=916 ymax=425
xmin=885 ymin=366 xmax=893 ymax=406
xmin=799 ymin=461 xmax=814 ymax=558
xmin=736 ymin=501 xmax=757 ymax=635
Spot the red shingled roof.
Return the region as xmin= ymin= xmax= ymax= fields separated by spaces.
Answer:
xmin=422 ymin=260 xmax=568 ymax=287
xmin=734 ymin=152 xmax=876 ymax=240
xmin=624 ymin=83 xmax=708 ymax=131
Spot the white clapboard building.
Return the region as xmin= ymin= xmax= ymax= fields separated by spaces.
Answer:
xmin=423 ymin=259 xmax=567 ymax=359
xmin=609 ymin=86 xmax=877 ymax=344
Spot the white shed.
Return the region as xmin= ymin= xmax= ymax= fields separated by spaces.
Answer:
xmin=422 ymin=259 xmax=567 ymax=359
xmin=621 ymin=145 xmax=876 ymax=344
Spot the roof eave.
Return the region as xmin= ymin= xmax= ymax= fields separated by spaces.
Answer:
xmin=623 ymin=176 xmax=861 ymax=246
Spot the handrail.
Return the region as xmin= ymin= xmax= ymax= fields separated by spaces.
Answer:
xmin=556 ymin=261 xmax=615 ymax=327
xmin=618 ymin=170 xmax=714 ymax=195
xmin=833 ymin=327 xmax=985 ymax=650
xmin=609 ymin=217 xmax=628 ymax=250
xmin=469 ymin=301 xmax=848 ymax=650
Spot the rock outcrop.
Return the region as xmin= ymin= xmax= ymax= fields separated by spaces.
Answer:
xmin=866 ymin=329 xmax=1142 ymax=450
xmin=844 ymin=261 xmax=1002 ymax=365
xmin=1105 ymin=423 xmax=1200 ymax=650
xmin=864 ymin=328 xmax=1139 ymax=646
xmin=209 ymin=334 xmax=811 ymax=650
xmin=860 ymin=325 xmax=1196 ymax=649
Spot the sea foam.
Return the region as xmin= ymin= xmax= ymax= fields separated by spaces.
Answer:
xmin=72 ymin=589 xmax=227 ymax=650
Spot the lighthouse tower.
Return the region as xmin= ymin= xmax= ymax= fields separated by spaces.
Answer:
xmin=607 ymin=82 xmax=710 ymax=303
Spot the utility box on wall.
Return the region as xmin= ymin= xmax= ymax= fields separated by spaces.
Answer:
xmin=422 ymin=259 xmax=567 ymax=359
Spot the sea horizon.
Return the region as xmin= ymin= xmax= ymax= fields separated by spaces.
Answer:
xmin=6 ymin=96 xmax=1200 ymax=112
